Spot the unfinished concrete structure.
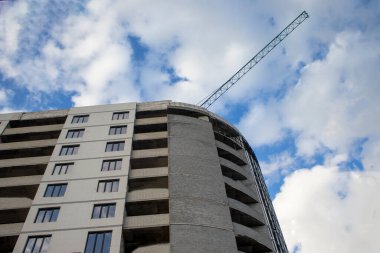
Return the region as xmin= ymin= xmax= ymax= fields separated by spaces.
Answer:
xmin=0 ymin=101 xmax=287 ymax=253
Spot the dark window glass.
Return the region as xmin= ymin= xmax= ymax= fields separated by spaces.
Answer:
xmin=59 ymin=145 xmax=79 ymax=156
xmin=35 ymin=208 xmax=60 ymax=223
xmin=72 ymin=115 xmax=89 ymax=123
xmin=44 ymin=184 xmax=67 ymax=197
xmin=112 ymin=111 xmax=129 ymax=120
xmin=66 ymin=129 xmax=85 ymax=138
xmin=23 ymin=235 xmax=51 ymax=253
xmin=84 ymin=231 xmax=112 ymax=253
xmin=109 ymin=126 xmax=127 ymax=135
xmin=91 ymin=203 xmax=116 ymax=219
xmin=105 ymin=142 xmax=124 ymax=152
xmin=101 ymin=159 xmax=122 ymax=171
xmin=97 ymin=180 xmax=119 ymax=193
xmin=52 ymin=163 xmax=73 ymax=175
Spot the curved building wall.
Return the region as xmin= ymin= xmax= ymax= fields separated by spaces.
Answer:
xmin=0 ymin=101 xmax=287 ymax=253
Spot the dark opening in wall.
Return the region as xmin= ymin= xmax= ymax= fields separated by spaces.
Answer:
xmin=134 ymin=123 xmax=167 ymax=134
xmin=130 ymin=157 xmax=168 ymax=169
xmin=124 ymin=226 xmax=169 ymax=253
xmin=230 ymin=208 xmax=265 ymax=228
xmin=218 ymin=147 xmax=246 ymax=166
xmin=0 ymin=131 xmax=61 ymax=143
xmin=132 ymin=139 xmax=168 ymax=150
xmin=0 ymin=164 xmax=46 ymax=178
xmin=235 ymin=235 xmax=272 ymax=253
xmin=221 ymin=165 xmax=247 ymax=181
xmin=0 ymin=146 xmax=55 ymax=160
xmin=0 ymin=236 xmax=18 ymax=253
xmin=225 ymin=183 xmax=258 ymax=205
xmin=136 ymin=110 xmax=167 ymax=119
xmin=8 ymin=116 xmax=66 ymax=128
xmin=126 ymin=199 xmax=169 ymax=216
xmin=128 ymin=177 xmax=168 ymax=192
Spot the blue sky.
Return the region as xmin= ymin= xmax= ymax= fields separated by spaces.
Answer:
xmin=1 ymin=1 xmax=379 ymax=252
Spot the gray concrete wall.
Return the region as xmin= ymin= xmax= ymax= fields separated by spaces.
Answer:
xmin=168 ymin=114 xmax=238 ymax=253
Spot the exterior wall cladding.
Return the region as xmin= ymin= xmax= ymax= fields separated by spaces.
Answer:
xmin=0 ymin=101 xmax=287 ymax=253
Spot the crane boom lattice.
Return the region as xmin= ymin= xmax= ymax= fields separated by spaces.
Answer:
xmin=199 ymin=11 xmax=309 ymax=108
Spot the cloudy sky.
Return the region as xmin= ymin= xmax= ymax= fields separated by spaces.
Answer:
xmin=0 ymin=0 xmax=379 ymax=252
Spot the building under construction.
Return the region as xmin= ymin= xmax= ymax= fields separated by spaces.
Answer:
xmin=0 ymin=101 xmax=287 ymax=253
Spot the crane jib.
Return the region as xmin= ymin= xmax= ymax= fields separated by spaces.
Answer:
xmin=199 ymin=11 xmax=309 ymax=108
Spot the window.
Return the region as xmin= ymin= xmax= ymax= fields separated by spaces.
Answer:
xmin=72 ymin=115 xmax=89 ymax=123
xmin=59 ymin=145 xmax=79 ymax=156
xmin=84 ymin=231 xmax=112 ymax=253
xmin=44 ymin=184 xmax=67 ymax=197
xmin=66 ymin=129 xmax=85 ymax=138
xmin=92 ymin=203 xmax=116 ymax=219
xmin=105 ymin=141 xmax=124 ymax=152
xmin=35 ymin=208 xmax=60 ymax=223
xmin=97 ymin=180 xmax=119 ymax=192
xmin=109 ymin=125 xmax=127 ymax=135
xmin=23 ymin=235 xmax=51 ymax=253
xmin=52 ymin=163 xmax=73 ymax=175
xmin=101 ymin=159 xmax=122 ymax=171
xmin=112 ymin=111 xmax=129 ymax=120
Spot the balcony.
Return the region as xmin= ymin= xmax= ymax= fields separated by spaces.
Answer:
xmin=217 ymin=142 xmax=247 ymax=166
xmin=220 ymin=157 xmax=249 ymax=180
xmin=129 ymin=167 xmax=168 ymax=180
xmin=123 ymin=226 xmax=169 ymax=253
xmin=224 ymin=177 xmax=259 ymax=205
xmin=228 ymin=198 xmax=265 ymax=226
xmin=0 ymin=175 xmax=42 ymax=199
xmin=133 ymin=131 xmax=168 ymax=141
xmin=233 ymin=222 xmax=274 ymax=252
xmin=131 ymin=148 xmax=168 ymax=159
xmin=0 ymin=222 xmax=23 ymax=252
xmin=0 ymin=156 xmax=50 ymax=168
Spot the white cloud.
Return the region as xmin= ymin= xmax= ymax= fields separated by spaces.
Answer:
xmin=274 ymin=164 xmax=380 ymax=253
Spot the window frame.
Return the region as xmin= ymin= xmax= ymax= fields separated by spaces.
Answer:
xmin=23 ymin=235 xmax=51 ymax=253
xmin=105 ymin=141 xmax=125 ymax=152
xmin=97 ymin=180 xmax=119 ymax=193
xmin=108 ymin=125 xmax=127 ymax=135
xmin=59 ymin=145 xmax=79 ymax=156
xmin=84 ymin=231 xmax=112 ymax=253
xmin=71 ymin=115 xmax=89 ymax=124
xmin=112 ymin=111 xmax=129 ymax=120
xmin=44 ymin=183 xmax=67 ymax=197
xmin=91 ymin=203 xmax=116 ymax=219
xmin=66 ymin=129 xmax=85 ymax=139
xmin=101 ymin=159 xmax=122 ymax=171
xmin=52 ymin=163 xmax=73 ymax=175
xmin=34 ymin=207 xmax=60 ymax=223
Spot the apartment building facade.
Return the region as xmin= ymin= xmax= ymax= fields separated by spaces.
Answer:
xmin=0 ymin=101 xmax=287 ymax=253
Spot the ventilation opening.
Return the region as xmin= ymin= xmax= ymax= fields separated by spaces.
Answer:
xmin=132 ymin=139 xmax=168 ymax=150
xmin=136 ymin=110 xmax=167 ymax=119
xmin=218 ymin=148 xmax=246 ymax=166
xmin=8 ymin=116 xmax=66 ymax=128
xmin=0 ymin=164 xmax=46 ymax=178
xmin=225 ymin=184 xmax=257 ymax=205
xmin=126 ymin=199 xmax=169 ymax=216
xmin=230 ymin=208 xmax=265 ymax=228
xmin=0 ymin=146 xmax=55 ymax=160
xmin=130 ymin=157 xmax=168 ymax=169
xmin=221 ymin=165 xmax=247 ymax=181
xmin=134 ymin=123 xmax=167 ymax=134
xmin=235 ymin=235 xmax=272 ymax=253
xmin=124 ymin=226 xmax=169 ymax=253
xmin=128 ymin=177 xmax=168 ymax=192
xmin=0 ymin=131 xmax=61 ymax=143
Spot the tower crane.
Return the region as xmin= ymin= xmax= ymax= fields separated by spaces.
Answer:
xmin=198 ymin=11 xmax=309 ymax=108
